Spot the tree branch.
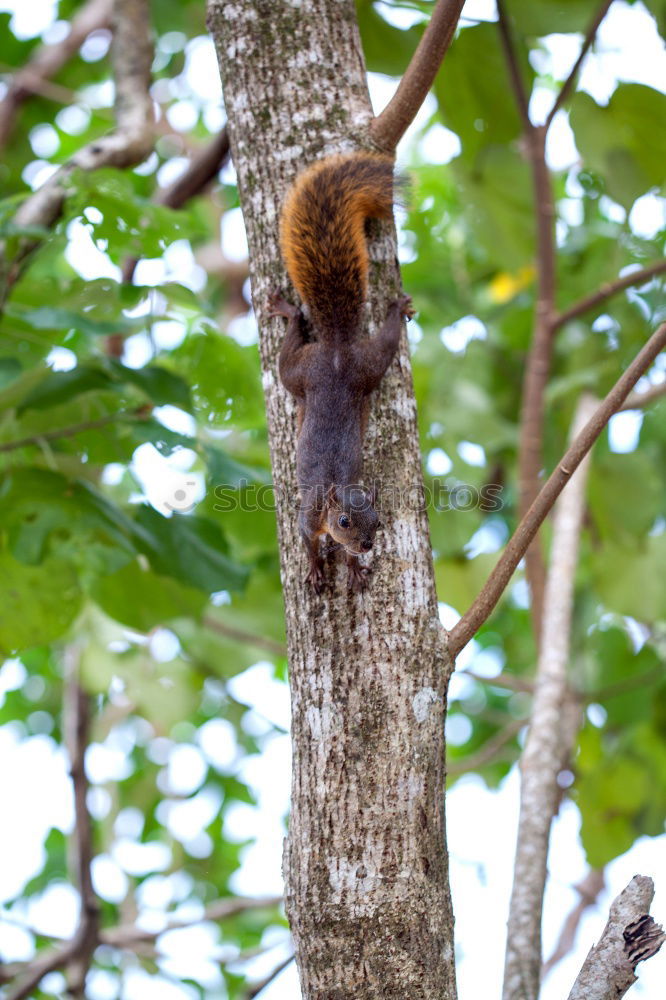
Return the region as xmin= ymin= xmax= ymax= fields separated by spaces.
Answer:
xmin=543 ymin=869 xmax=606 ymax=978
xmin=447 ymin=717 xmax=525 ymax=777
xmin=502 ymin=393 xmax=597 ymax=1000
xmin=122 ymin=128 xmax=230 ymax=282
xmin=0 ymin=0 xmax=113 ymax=152
xmin=497 ymin=1 xmax=555 ymax=640
xmin=496 ymin=0 xmax=531 ymax=131
xmin=545 ymin=1 xmax=613 ymax=130
xmin=448 ymin=323 xmax=666 ymax=658
xmin=1 ymin=0 xmax=154 ymax=304
xmin=0 ymin=406 xmax=150 ymax=454
xmin=553 ymin=260 xmax=666 ymax=331
xmin=619 ymin=380 xmax=666 ymax=411
xmin=369 ymin=0 xmax=465 ymax=151
xmin=102 ymin=895 xmax=282 ymax=948
xmin=202 ymin=615 xmax=286 ymax=659
xmin=567 ymin=875 xmax=665 ymax=1000
xmin=64 ymin=648 xmax=99 ymax=999
xmin=7 ymin=648 xmax=99 ymax=1000
xmin=242 ymin=953 xmax=295 ymax=999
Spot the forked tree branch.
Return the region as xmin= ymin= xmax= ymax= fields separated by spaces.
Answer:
xmin=0 ymin=0 xmax=113 ymax=151
xmin=545 ymin=0 xmax=614 ymax=129
xmin=448 ymin=322 xmax=666 ymax=657
xmin=1 ymin=0 xmax=154 ymax=304
xmin=567 ymin=875 xmax=665 ymax=1000
xmin=502 ymin=393 xmax=597 ymax=1000
xmin=370 ymin=0 xmax=465 ymax=151
xmin=5 ymin=895 xmax=283 ymax=994
xmin=553 ymin=260 xmax=666 ymax=330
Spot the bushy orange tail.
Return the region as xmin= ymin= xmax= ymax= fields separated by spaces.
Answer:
xmin=279 ymin=153 xmax=394 ymax=340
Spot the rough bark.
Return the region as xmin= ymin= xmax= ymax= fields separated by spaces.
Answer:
xmin=207 ymin=3 xmax=455 ymax=998
xmin=567 ymin=876 xmax=665 ymax=1000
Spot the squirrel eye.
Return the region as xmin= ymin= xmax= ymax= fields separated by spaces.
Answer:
xmin=338 ymin=514 xmax=350 ymax=529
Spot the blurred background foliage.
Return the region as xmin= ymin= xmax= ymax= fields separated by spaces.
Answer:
xmin=0 ymin=0 xmax=665 ymax=996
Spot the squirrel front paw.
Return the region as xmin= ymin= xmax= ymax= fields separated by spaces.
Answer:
xmin=396 ymin=293 xmax=415 ymax=321
xmin=347 ymin=559 xmax=371 ymax=594
xmin=268 ymin=289 xmax=299 ymax=321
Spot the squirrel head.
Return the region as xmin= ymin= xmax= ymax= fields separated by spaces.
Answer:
xmin=325 ymin=484 xmax=381 ymax=555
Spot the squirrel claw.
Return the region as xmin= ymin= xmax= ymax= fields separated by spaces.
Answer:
xmin=347 ymin=560 xmax=371 ymax=593
xmin=396 ymin=293 xmax=415 ymax=321
xmin=306 ymin=562 xmax=325 ymax=595
xmin=268 ymin=289 xmax=299 ymax=320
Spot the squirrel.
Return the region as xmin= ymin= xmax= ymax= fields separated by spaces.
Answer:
xmin=268 ymin=152 xmax=413 ymax=594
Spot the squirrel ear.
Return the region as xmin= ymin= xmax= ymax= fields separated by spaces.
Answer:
xmin=326 ymin=484 xmax=341 ymax=509
xmin=366 ymin=485 xmax=377 ymax=506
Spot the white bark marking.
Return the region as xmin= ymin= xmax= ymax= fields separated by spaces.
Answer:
xmin=412 ymin=686 xmax=440 ymax=722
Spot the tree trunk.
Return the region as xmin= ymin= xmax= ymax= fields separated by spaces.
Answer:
xmin=207 ymin=3 xmax=456 ymax=996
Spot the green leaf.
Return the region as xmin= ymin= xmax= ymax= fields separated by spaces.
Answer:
xmin=506 ymin=0 xmax=605 ymax=35
xmin=173 ymin=328 xmax=265 ymax=429
xmin=590 ymin=534 xmax=666 ymax=623
xmin=4 ymin=304 xmax=138 ymax=337
xmin=570 ymin=85 xmax=666 ymax=208
xmin=356 ymin=0 xmax=423 ymax=76
xmin=0 ymin=551 xmax=82 ymax=654
xmin=435 ymin=23 xmax=531 ymax=165
xmin=134 ymin=506 xmax=249 ymax=593
xmin=0 ymin=468 xmax=138 ymax=577
xmin=92 ymin=560 xmax=207 ymax=631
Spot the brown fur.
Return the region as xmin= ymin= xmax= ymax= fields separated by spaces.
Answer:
xmin=271 ymin=153 xmax=412 ymax=593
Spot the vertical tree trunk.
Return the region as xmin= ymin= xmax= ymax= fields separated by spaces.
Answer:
xmin=207 ymin=3 xmax=456 ymax=996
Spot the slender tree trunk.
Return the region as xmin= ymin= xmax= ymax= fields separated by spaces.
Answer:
xmin=207 ymin=2 xmax=456 ymax=996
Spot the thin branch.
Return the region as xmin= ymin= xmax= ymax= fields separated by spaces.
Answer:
xmin=0 ymin=406 xmax=150 ymax=454
xmin=619 ymin=380 xmax=666 ymax=411
xmin=553 ymin=260 xmax=666 ymax=331
xmin=7 ymin=648 xmax=99 ymax=1000
xmin=497 ymin=1 xmax=555 ymax=640
xmin=369 ymin=0 xmax=465 ymax=151
xmin=502 ymin=393 xmax=597 ymax=1000
xmin=543 ymin=869 xmax=606 ymax=978
xmin=544 ymin=1 xmax=613 ymax=130
xmin=448 ymin=717 xmax=525 ymax=777
xmin=463 ymin=670 xmax=533 ymax=693
xmin=64 ymin=648 xmax=99 ymax=999
xmin=122 ymin=128 xmax=230 ymax=282
xmin=0 ymin=0 xmax=113 ymax=152
xmin=202 ymin=615 xmax=286 ymax=659
xmin=102 ymin=895 xmax=282 ymax=949
xmin=155 ymin=129 xmax=230 ymax=209
xmin=496 ymin=0 xmax=532 ymax=131
xmin=1 ymin=0 xmax=154 ymax=305
xmin=586 ymin=666 xmax=665 ymax=704
xmin=5 ymin=940 xmax=80 ymax=1000
xmin=448 ymin=323 xmax=666 ymax=657
xmin=567 ymin=875 xmax=665 ymax=1000
xmin=242 ymin=953 xmax=295 ymax=999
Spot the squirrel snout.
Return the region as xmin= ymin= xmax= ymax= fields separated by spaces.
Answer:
xmin=361 ymin=539 xmax=373 ymax=552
